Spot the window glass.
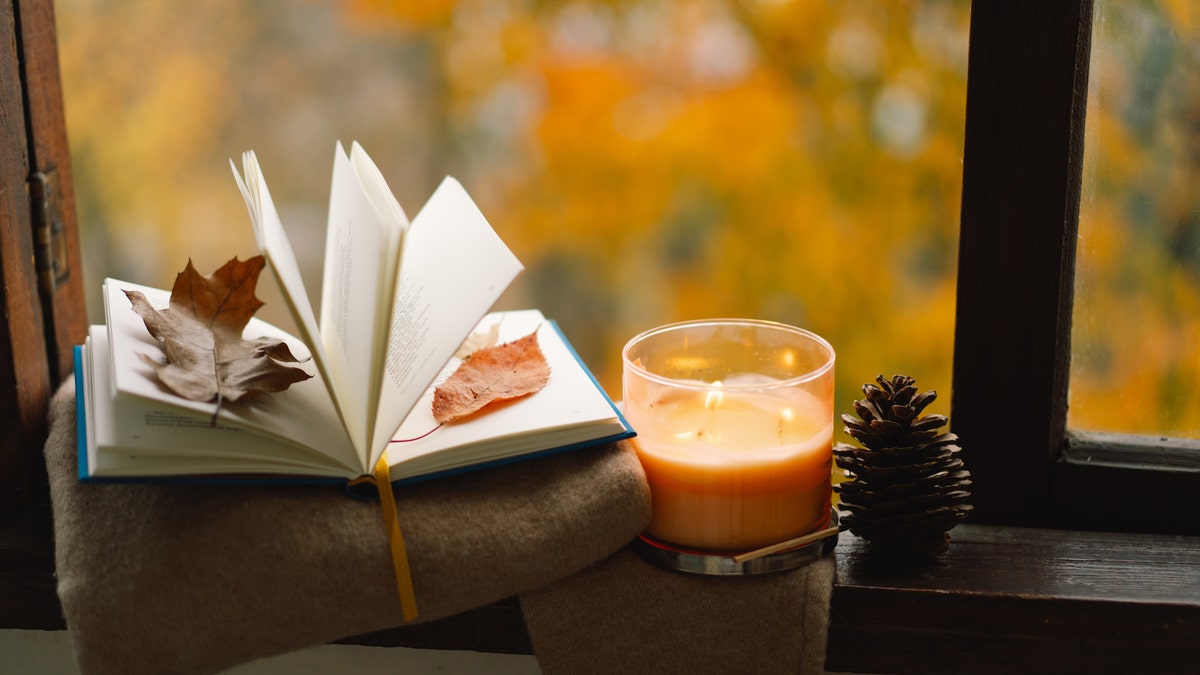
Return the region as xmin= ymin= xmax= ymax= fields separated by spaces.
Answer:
xmin=1072 ymin=0 xmax=1200 ymax=437
xmin=57 ymin=0 xmax=967 ymax=414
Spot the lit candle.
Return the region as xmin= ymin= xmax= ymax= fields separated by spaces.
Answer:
xmin=623 ymin=321 xmax=835 ymax=552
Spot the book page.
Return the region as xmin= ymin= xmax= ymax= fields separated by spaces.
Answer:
xmin=349 ymin=141 xmax=408 ymax=413
xmin=316 ymin=142 xmax=408 ymax=458
xmin=230 ymin=152 xmax=358 ymax=461
xmin=369 ymin=177 xmax=524 ymax=460
xmin=83 ymin=327 xmax=359 ymax=479
xmin=103 ymin=279 xmax=361 ymax=473
xmin=384 ymin=310 xmax=631 ymax=480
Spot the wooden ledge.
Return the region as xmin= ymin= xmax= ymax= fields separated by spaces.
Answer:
xmin=11 ymin=507 xmax=1200 ymax=671
xmin=826 ymin=523 xmax=1200 ymax=674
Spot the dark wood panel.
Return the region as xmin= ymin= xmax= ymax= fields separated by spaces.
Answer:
xmin=950 ymin=1 xmax=1092 ymax=526
xmin=1053 ymin=445 xmax=1200 ymax=535
xmin=0 ymin=0 xmax=52 ymax=511
xmin=0 ymin=504 xmax=63 ymax=629
xmin=1064 ymin=431 xmax=1200 ymax=470
xmin=829 ymin=591 xmax=1198 ymax=675
xmin=826 ymin=524 xmax=1200 ymax=674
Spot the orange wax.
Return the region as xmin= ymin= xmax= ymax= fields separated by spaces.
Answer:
xmin=629 ymin=388 xmax=833 ymax=551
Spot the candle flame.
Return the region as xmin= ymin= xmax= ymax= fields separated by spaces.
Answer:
xmin=779 ymin=407 xmax=794 ymax=442
xmin=705 ymin=380 xmax=723 ymax=409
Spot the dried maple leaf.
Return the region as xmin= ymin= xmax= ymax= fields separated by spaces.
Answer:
xmin=125 ymin=256 xmax=311 ymax=419
xmin=432 ymin=329 xmax=550 ymax=424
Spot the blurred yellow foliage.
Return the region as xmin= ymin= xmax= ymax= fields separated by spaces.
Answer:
xmin=58 ymin=0 xmax=1000 ymax=444
xmin=1071 ymin=0 xmax=1200 ymax=438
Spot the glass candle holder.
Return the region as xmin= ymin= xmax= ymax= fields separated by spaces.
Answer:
xmin=622 ymin=319 xmax=835 ymax=552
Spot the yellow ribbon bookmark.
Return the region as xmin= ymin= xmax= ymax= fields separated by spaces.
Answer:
xmin=352 ymin=456 xmax=419 ymax=622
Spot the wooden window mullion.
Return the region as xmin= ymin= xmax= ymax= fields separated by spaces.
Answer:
xmin=950 ymin=0 xmax=1093 ymax=527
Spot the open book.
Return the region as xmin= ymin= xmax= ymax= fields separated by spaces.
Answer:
xmin=75 ymin=142 xmax=632 ymax=483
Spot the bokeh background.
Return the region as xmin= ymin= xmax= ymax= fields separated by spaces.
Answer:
xmin=55 ymin=0 xmax=1198 ymax=439
xmin=1072 ymin=0 xmax=1200 ymax=437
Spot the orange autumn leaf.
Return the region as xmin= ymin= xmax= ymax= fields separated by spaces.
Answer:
xmin=432 ymin=330 xmax=550 ymax=424
xmin=125 ymin=256 xmax=311 ymax=419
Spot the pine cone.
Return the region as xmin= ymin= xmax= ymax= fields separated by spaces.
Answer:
xmin=834 ymin=374 xmax=972 ymax=557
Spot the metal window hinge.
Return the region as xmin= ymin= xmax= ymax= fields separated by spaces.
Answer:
xmin=29 ymin=167 xmax=70 ymax=296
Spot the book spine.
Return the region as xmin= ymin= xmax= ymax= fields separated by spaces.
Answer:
xmin=74 ymin=345 xmax=89 ymax=480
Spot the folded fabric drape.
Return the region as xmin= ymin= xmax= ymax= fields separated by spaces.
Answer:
xmin=45 ymin=380 xmax=650 ymax=675
xmin=522 ymin=547 xmax=834 ymax=675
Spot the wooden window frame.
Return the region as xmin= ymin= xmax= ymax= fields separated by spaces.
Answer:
xmin=950 ymin=0 xmax=1200 ymax=535
xmin=828 ymin=2 xmax=1200 ymax=672
xmin=1 ymin=0 xmax=86 ymax=633
xmin=0 ymin=0 xmax=84 ymax=512
xmin=4 ymin=2 xmax=1199 ymax=673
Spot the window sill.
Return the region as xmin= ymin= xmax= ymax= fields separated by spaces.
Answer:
xmin=9 ymin=507 xmax=1200 ymax=672
xmin=826 ymin=523 xmax=1200 ymax=674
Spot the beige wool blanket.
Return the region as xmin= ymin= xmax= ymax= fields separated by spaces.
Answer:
xmin=44 ymin=381 xmax=833 ymax=674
